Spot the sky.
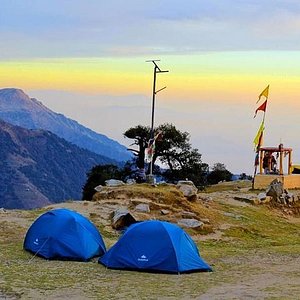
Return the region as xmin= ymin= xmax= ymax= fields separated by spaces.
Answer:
xmin=1 ymin=1 xmax=300 ymax=174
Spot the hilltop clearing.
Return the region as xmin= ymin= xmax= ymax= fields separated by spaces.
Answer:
xmin=0 ymin=181 xmax=299 ymax=299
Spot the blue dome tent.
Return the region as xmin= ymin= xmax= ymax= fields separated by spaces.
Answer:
xmin=24 ymin=208 xmax=106 ymax=261
xmin=99 ymin=220 xmax=212 ymax=273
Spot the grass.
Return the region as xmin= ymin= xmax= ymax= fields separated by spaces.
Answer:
xmin=1 ymin=184 xmax=300 ymax=299
xmin=204 ymin=180 xmax=252 ymax=193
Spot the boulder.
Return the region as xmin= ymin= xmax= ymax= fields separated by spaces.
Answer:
xmin=105 ymin=179 xmax=125 ymax=187
xmin=111 ymin=208 xmax=137 ymax=230
xmin=135 ymin=203 xmax=150 ymax=213
xmin=177 ymin=218 xmax=204 ymax=229
xmin=176 ymin=180 xmax=198 ymax=200
xmin=160 ymin=209 xmax=170 ymax=215
xmin=266 ymin=179 xmax=284 ymax=202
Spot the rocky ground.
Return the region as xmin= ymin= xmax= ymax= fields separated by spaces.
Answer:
xmin=0 ymin=180 xmax=299 ymax=299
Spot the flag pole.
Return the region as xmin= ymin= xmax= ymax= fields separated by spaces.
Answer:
xmin=252 ymin=86 xmax=269 ymax=189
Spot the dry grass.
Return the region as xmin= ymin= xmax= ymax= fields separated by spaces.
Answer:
xmin=204 ymin=180 xmax=252 ymax=193
xmin=1 ymin=183 xmax=300 ymax=299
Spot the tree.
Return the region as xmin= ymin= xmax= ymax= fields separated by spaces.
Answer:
xmin=124 ymin=125 xmax=150 ymax=169
xmin=239 ymin=173 xmax=252 ymax=180
xmin=207 ymin=163 xmax=232 ymax=185
xmin=124 ymin=123 xmax=208 ymax=186
xmin=82 ymin=164 xmax=121 ymax=200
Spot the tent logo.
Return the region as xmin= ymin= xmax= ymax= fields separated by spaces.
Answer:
xmin=138 ymin=254 xmax=148 ymax=262
xmin=33 ymin=238 xmax=39 ymax=245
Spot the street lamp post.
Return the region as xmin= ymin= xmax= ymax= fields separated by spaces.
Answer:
xmin=146 ymin=60 xmax=169 ymax=182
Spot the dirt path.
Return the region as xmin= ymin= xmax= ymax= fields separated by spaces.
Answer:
xmin=198 ymin=253 xmax=300 ymax=300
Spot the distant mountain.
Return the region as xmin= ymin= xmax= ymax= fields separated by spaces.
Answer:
xmin=0 ymin=119 xmax=118 ymax=209
xmin=0 ymin=88 xmax=131 ymax=162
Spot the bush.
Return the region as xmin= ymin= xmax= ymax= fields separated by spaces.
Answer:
xmin=82 ymin=164 xmax=121 ymax=200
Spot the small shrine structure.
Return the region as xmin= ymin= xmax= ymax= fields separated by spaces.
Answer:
xmin=253 ymin=144 xmax=300 ymax=189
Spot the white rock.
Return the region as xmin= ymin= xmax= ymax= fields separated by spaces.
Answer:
xmin=126 ymin=178 xmax=136 ymax=185
xmin=135 ymin=203 xmax=150 ymax=213
xmin=177 ymin=218 xmax=204 ymax=229
xmin=257 ymin=192 xmax=267 ymax=201
xmin=161 ymin=209 xmax=170 ymax=215
xmin=105 ymin=179 xmax=125 ymax=187
xmin=176 ymin=180 xmax=198 ymax=198
xmin=94 ymin=185 xmax=103 ymax=192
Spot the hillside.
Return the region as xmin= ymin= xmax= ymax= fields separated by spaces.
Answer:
xmin=0 ymin=119 xmax=117 ymax=209
xmin=0 ymin=88 xmax=131 ymax=162
xmin=0 ymin=181 xmax=299 ymax=299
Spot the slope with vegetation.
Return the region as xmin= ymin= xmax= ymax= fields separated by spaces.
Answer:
xmin=0 ymin=181 xmax=299 ymax=299
xmin=0 ymin=119 xmax=117 ymax=209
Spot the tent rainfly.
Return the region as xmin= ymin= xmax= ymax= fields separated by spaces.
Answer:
xmin=99 ymin=220 xmax=212 ymax=273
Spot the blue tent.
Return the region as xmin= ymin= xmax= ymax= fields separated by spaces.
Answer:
xmin=99 ymin=220 xmax=212 ymax=273
xmin=24 ymin=208 xmax=106 ymax=261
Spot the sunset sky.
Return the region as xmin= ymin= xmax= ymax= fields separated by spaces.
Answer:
xmin=1 ymin=1 xmax=300 ymax=174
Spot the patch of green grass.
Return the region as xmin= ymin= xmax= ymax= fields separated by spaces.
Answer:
xmin=204 ymin=180 xmax=252 ymax=193
xmin=1 ymin=184 xmax=300 ymax=299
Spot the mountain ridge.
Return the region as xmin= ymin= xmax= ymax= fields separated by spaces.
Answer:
xmin=0 ymin=119 xmax=117 ymax=209
xmin=0 ymin=88 xmax=131 ymax=162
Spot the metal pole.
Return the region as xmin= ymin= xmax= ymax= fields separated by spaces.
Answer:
xmin=150 ymin=65 xmax=157 ymax=139
xmin=146 ymin=60 xmax=168 ymax=180
xmin=149 ymin=65 xmax=157 ymax=177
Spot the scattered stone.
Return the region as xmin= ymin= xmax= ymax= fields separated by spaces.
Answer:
xmin=94 ymin=185 xmax=103 ymax=192
xmin=181 ymin=211 xmax=197 ymax=218
xmin=223 ymin=212 xmax=236 ymax=218
xmin=264 ymin=179 xmax=298 ymax=205
xmin=135 ymin=203 xmax=150 ymax=213
xmin=233 ymin=196 xmax=261 ymax=205
xmin=160 ymin=209 xmax=170 ymax=215
xmin=178 ymin=218 xmax=204 ymax=229
xmin=257 ymin=192 xmax=267 ymax=201
xmin=105 ymin=179 xmax=125 ymax=187
xmin=223 ymin=212 xmax=244 ymax=220
xmin=176 ymin=180 xmax=198 ymax=200
xmin=0 ymin=207 xmax=6 ymax=213
xmin=279 ymin=196 xmax=287 ymax=205
xmin=262 ymin=196 xmax=272 ymax=203
xmin=198 ymin=195 xmax=213 ymax=202
xmin=157 ymin=181 xmax=167 ymax=185
xmin=111 ymin=208 xmax=136 ymax=230
xmin=285 ymin=192 xmax=294 ymax=203
xmin=200 ymin=218 xmax=210 ymax=224
xmin=126 ymin=178 xmax=136 ymax=185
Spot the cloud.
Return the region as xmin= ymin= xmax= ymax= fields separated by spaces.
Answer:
xmin=1 ymin=1 xmax=300 ymax=59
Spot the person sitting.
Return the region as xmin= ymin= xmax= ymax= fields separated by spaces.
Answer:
xmin=263 ymin=152 xmax=277 ymax=174
xmin=263 ymin=152 xmax=270 ymax=174
xmin=270 ymin=154 xmax=277 ymax=173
